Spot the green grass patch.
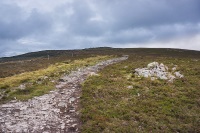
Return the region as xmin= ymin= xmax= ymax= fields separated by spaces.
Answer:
xmin=8 ymin=84 xmax=54 ymax=101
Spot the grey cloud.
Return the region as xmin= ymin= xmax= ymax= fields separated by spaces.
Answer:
xmin=66 ymin=1 xmax=106 ymax=36
xmin=105 ymin=0 xmax=200 ymax=30
xmin=0 ymin=40 xmax=24 ymax=57
xmin=0 ymin=0 xmax=200 ymax=57
xmin=0 ymin=2 xmax=52 ymax=40
xmin=103 ymin=23 xmax=200 ymax=44
xmin=63 ymin=0 xmax=200 ymax=41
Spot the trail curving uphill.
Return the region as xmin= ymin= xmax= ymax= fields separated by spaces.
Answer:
xmin=0 ymin=56 xmax=128 ymax=133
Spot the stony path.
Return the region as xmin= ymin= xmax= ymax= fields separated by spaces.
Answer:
xmin=0 ymin=56 xmax=128 ymax=133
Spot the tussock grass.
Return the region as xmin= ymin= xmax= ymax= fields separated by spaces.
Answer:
xmin=0 ymin=56 xmax=112 ymax=103
xmin=81 ymin=54 xmax=200 ymax=132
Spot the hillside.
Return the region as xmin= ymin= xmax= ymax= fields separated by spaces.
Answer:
xmin=0 ymin=48 xmax=199 ymax=78
xmin=0 ymin=48 xmax=200 ymax=132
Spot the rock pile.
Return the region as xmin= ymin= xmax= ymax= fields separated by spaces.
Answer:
xmin=135 ymin=62 xmax=184 ymax=82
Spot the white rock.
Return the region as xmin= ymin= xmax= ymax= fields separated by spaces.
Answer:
xmin=135 ymin=62 xmax=184 ymax=82
xmin=20 ymin=106 xmax=28 ymax=111
xmin=69 ymin=110 xmax=75 ymax=113
xmin=19 ymin=84 xmax=26 ymax=90
xmin=43 ymin=76 xmax=48 ymax=79
xmin=69 ymin=97 xmax=75 ymax=103
xmin=165 ymin=66 xmax=169 ymax=71
xmin=61 ymin=123 xmax=65 ymax=129
xmin=89 ymin=72 xmax=99 ymax=76
xmin=147 ymin=62 xmax=159 ymax=69
xmin=127 ymin=86 xmax=133 ymax=89
xmin=1 ymin=104 xmax=14 ymax=108
xmin=172 ymin=67 xmax=177 ymax=71
xmin=174 ymin=72 xmax=184 ymax=78
xmin=58 ymin=102 xmax=66 ymax=108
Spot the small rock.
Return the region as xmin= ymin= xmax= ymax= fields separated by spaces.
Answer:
xmin=43 ymin=76 xmax=48 ymax=80
xmin=89 ymin=72 xmax=99 ymax=76
xmin=65 ymin=115 xmax=70 ymax=118
xmin=14 ymin=113 xmax=19 ymax=117
xmin=72 ymin=124 xmax=77 ymax=127
xmin=58 ymin=102 xmax=66 ymax=108
xmin=19 ymin=84 xmax=26 ymax=90
xmin=1 ymin=104 xmax=14 ymax=108
xmin=51 ymin=80 xmax=55 ymax=83
xmin=174 ymin=71 xmax=184 ymax=78
xmin=127 ymin=85 xmax=133 ymax=89
xmin=69 ymin=97 xmax=75 ymax=103
xmin=68 ymin=124 xmax=77 ymax=131
xmin=61 ymin=123 xmax=65 ymax=129
xmin=172 ymin=67 xmax=177 ymax=71
xmin=20 ymin=106 xmax=28 ymax=110
xmin=147 ymin=62 xmax=159 ymax=69
xmin=69 ymin=110 xmax=75 ymax=113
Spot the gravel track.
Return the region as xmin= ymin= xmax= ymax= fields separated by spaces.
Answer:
xmin=0 ymin=56 xmax=128 ymax=133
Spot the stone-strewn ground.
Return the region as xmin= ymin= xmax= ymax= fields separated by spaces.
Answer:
xmin=0 ymin=56 xmax=128 ymax=133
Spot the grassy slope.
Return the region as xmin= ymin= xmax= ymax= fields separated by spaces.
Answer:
xmin=0 ymin=48 xmax=199 ymax=132
xmin=81 ymin=51 xmax=200 ymax=132
xmin=0 ymin=48 xmax=116 ymax=78
xmin=0 ymin=50 xmax=101 ymax=78
xmin=0 ymin=55 xmax=112 ymax=103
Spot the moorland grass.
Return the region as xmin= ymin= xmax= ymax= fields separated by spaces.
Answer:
xmin=81 ymin=54 xmax=200 ymax=132
xmin=0 ymin=48 xmax=199 ymax=132
xmin=0 ymin=55 xmax=112 ymax=103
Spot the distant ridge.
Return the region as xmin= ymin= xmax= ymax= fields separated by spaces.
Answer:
xmin=0 ymin=47 xmax=200 ymax=62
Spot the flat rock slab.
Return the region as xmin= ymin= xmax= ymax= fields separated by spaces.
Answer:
xmin=0 ymin=56 xmax=128 ymax=133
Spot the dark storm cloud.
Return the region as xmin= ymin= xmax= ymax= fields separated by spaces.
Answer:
xmin=0 ymin=0 xmax=200 ymax=57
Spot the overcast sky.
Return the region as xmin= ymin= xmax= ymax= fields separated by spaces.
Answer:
xmin=0 ymin=0 xmax=200 ymax=57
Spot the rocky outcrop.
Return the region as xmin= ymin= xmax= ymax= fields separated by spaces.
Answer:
xmin=135 ymin=62 xmax=184 ymax=82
